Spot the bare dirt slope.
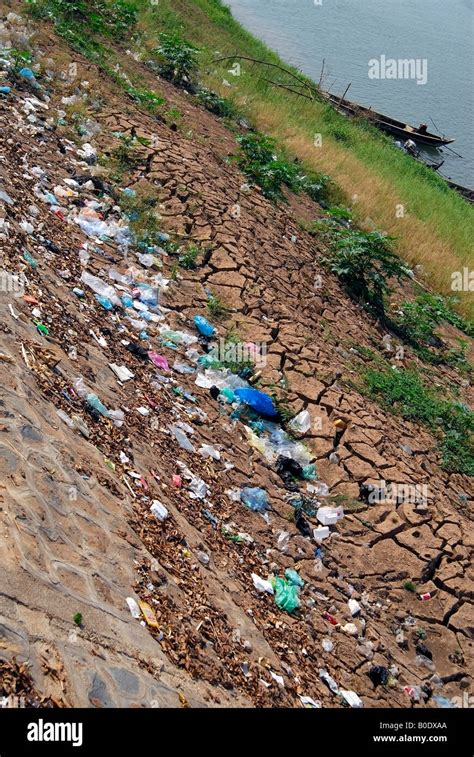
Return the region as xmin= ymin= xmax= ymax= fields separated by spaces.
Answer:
xmin=0 ymin=12 xmax=472 ymax=708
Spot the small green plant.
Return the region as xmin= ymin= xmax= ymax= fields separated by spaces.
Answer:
xmin=152 ymin=33 xmax=199 ymax=88
xmin=196 ymin=87 xmax=237 ymax=118
xmin=272 ymin=396 xmax=293 ymax=424
xmin=170 ymin=262 xmax=179 ymax=280
xmin=320 ymin=225 xmax=408 ymax=317
xmin=207 ymin=294 xmax=229 ymax=320
xmin=6 ymin=48 xmax=33 ymax=70
xmin=450 ymin=648 xmax=464 ymax=665
xmin=328 ymin=493 xmax=366 ymax=512
xmin=119 ymin=188 xmax=160 ymax=244
xmin=415 ymin=628 xmax=427 ymax=639
xmin=103 ymin=134 xmax=143 ymax=180
xmin=235 ymin=132 xmax=329 ymax=202
xmin=73 ymin=612 xmax=83 ymax=626
xmin=164 ymin=106 xmax=183 ymax=124
xmin=393 ymin=292 xmax=473 ymax=371
xmin=403 ymin=580 xmax=417 ymax=593
xmin=178 ymin=245 xmax=201 ymax=269
xmin=127 ymin=87 xmax=164 ymax=113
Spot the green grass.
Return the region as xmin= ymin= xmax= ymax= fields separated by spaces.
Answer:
xmin=363 ymin=368 xmax=474 ymax=476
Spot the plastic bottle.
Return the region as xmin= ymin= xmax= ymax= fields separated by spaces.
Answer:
xmin=23 ymin=250 xmax=37 ymax=268
xmin=150 ymin=500 xmax=169 ymax=521
xmin=73 ymin=377 xmax=88 ymax=398
xmin=86 ymin=393 xmax=109 ymax=417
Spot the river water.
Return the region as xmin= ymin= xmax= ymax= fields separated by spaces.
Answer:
xmin=226 ymin=0 xmax=474 ymax=187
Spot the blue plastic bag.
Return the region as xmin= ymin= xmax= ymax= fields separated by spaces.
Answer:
xmin=240 ymin=486 xmax=269 ymax=513
xmin=285 ymin=568 xmax=304 ymax=588
xmin=234 ymin=387 xmax=278 ymax=418
xmin=193 ymin=315 xmax=216 ymax=337
xmin=95 ymin=294 xmax=114 ymax=311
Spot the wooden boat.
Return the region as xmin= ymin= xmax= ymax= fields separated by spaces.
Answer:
xmin=444 ymin=178 xmax=474 ymax=204
xmin=322 ymin=92 xmax=455 ymax=147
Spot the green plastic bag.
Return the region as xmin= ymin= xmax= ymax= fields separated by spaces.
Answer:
xmin=272 ymin=577 xmax=300 ymax=613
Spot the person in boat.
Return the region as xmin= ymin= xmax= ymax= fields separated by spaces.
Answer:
xmin=418 ymin=123 xmax=428 ymax=134
xmin=404 ymin=139 xmax=418 ymax=156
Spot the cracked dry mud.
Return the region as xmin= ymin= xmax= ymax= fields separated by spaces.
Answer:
xmin=0 ymin=16 xmax=472 ymax=709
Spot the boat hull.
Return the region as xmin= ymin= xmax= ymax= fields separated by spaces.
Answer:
xmin=323 ymin=93 xmax=455 ymax=146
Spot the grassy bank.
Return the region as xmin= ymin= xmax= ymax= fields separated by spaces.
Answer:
xmin=25 ymin=0 xmax=473 ymax=318
xmin=134 ymin=0 xmax=473 ymax=318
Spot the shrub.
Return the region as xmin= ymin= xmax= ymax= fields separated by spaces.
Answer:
xmin=196 ymin=87 xmax=237 ymax=118
xmin=236 ymin=132 xmax=329 ymax=202
xmin=127 ymin=87 xmax=164 ymax=112
xmin=153 ymin=33 xmax=199 ymax=88
xmin=321 ymin=226 xmax=408 ymax=317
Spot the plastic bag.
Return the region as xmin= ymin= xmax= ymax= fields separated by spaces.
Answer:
xmin=272 ymin=577 xmax=300 ymax=613
xmin=81 ymin=271 xmax=121 ymax=307
xmin=240 ymin=487 xmax=269 ymax=513
xmin=288 ymin=409 xmax=311 ymax=434
xmin=234 ymin=387 xmax=278 ymax=418
xmin=148 ymin=351 xmax=169 ymax=370
xmin=276 ymin=455 xmax=304 ymax=490
xmin=284 ymin=568 xmax=304 ymax=588
xmin=169 ymin=424 xmax=195 ymax=453
xmin=193 ymin=315 xmax=216 ymax=337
